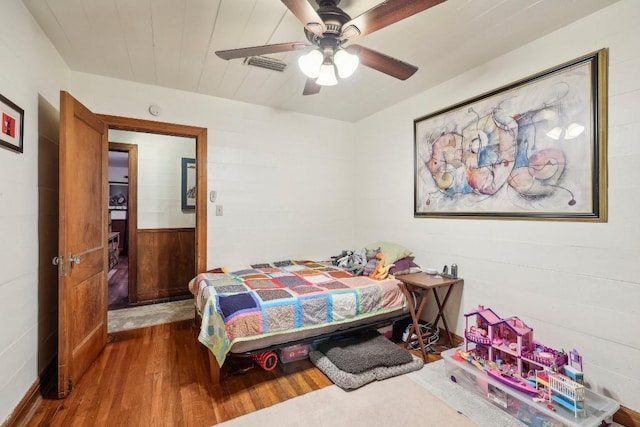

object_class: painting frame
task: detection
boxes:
[181,157,196,211]
[109,182,128,210]
[414,49,608,222]
[0,93,24,154]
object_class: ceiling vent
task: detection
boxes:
[244,56,287,72]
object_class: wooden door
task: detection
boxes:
[57,91,108,397]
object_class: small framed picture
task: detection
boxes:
[109,182,128,209]
[0,94,24,154]
[181,157,196,211]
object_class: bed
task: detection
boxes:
[188,259,408,383]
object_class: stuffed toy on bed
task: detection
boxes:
[335,250,366,276]
[370,253,394,280]
[362,247,381,276]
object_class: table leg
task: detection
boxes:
[399,284,429,362]
[431,284,455,347]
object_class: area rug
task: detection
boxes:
[215,373,478,427]
[107,299,194,333]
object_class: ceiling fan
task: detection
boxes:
[215,0,446,95]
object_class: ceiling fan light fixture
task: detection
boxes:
[298,49,323,78]
[316,63,338,86]
[334,48,359,78]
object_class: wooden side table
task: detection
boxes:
[396,273,463,362]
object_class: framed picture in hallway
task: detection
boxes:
[109,182,128,209]
[0,93,24,154]
[181,157,196,211]
[414,48,608,222]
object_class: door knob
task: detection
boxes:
[68,253,81,276]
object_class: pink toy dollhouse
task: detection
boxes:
[464,305,568,378]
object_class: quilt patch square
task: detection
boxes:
[244,279,280,289]
[303,274,333,284]
[215,284,247,294]
[210,277,242,287]
[264,305,296,332]
[267,270,296,278]
[319,281,349,290]
[331,291,358,321]
[290,285,323,295]
[282,264,306,272]
[255,288,293,302]
[225,311,263,338]
[260,267,281,274]
[274,276,308,287]
[231,269,262,277]
[217,293,259,320]
[300,262,325,269]
[358,285,382,312]
[250,263,272,269]
[327,270,353,279]
[300,296,328,326]
[295,269,322,277]
[273,260,294,267]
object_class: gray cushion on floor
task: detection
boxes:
[309,350,424,390]
[315,331,414,374]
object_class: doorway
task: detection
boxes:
[108,144,136,310]
[101,115,207,313]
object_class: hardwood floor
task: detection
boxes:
[20,320,343,427]
[108,255,129,310]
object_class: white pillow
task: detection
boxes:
[363,241,412,265]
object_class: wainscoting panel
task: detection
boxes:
[136,228,195,302]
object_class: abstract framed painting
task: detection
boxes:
[0,93,24,154]
[414,49,608,221]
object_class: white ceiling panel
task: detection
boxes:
[23,0,619,122]
[115,0,156,84]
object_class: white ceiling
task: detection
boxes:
[23,0,618,122]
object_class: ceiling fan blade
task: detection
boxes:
[281,0,326,36]
[347,45,418,80]
[303,78,322,96]
[216,42,312,60]
[341,0,446,41]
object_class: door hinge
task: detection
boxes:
[68,376,73,393]
[52,255,65,277]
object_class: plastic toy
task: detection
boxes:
[459,305,586,417]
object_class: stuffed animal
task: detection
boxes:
[362,247,381,276]
[370,253,395,280]
[336,250,366,276]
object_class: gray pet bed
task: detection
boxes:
[310,350,424,390]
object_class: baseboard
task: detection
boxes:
[1,357,56,427]
[615,405,640,427]
[450,333,638,427]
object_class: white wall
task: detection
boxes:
[70,72,356,271]
[0,0,69,423]
[108,130,196,229]
[354,0,639,411]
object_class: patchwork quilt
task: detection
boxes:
[188,260,406,366]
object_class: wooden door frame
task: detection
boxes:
[108,142,138,303]
[99,114,207,278]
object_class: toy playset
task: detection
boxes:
[443,305,619,427]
